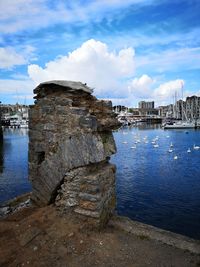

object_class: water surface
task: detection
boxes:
[111,124,200,239]
[1,126,200,240]
[0,128,31,203]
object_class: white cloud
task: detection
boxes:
[128,74,154,99]
[136,47,200,73]
[0,45,36,69]
[0,47,26,69]
[153,79,184,106]
[119,76,185,107]
[0,78,34,95]
[28,39,135,97]
[0,0,153,33]
[27,39,192,107]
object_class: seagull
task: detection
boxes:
[193,144,200,150]
[153,144,159,148]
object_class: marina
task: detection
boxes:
[0,125,200,239]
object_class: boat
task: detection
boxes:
[163,121,195,129]
[20,119,29,128]
[187,148,191,153]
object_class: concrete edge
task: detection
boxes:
[110,215,200,255]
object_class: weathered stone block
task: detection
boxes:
[79,115,97,131]
[29,80,119,227]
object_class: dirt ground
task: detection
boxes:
[0,205,200,267]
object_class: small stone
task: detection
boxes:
[80,240,84,244]
[33,246,38,251]
[68,232,74,238]
[0,206,10,216]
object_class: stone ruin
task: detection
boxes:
[29,81,120,227]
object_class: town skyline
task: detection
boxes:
[0,1,200,106]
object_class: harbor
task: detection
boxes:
[114,96,200,129]
[1,1,200,265]
[0,103,29,129]
[1,123,200,240]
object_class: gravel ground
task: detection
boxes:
[0,205,200,267]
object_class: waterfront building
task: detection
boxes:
[138,101,154,109]
[158,95,200,120]
[185,96,200,120]
[158,104,174,118]
[174,100,185,119]
[0,104,29,126]
[138,108,158,117]
[113,105,127,113]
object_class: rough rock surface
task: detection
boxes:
[29,80,120,227]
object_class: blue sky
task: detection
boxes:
[0,0,200,107]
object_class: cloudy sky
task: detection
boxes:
[0,0,200,107]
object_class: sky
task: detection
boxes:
[0,0,200,107]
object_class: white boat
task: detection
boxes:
[163,121,195,129]
[168,148,173,153]
[174,155,178,160]
[20,120,29,128]
[187,148,191,153]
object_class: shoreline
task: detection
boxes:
[1,192,199,255]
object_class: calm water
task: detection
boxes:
[0,128,31,203]
[111,124,200,240]
[0,126,200,240]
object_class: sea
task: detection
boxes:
[0,125,200,240]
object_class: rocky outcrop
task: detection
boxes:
[29,80,120,227]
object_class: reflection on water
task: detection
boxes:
[0,139,3,173]
[0,128,31,203]
[112,124,200,240]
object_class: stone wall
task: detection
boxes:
[29,80,120,227]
